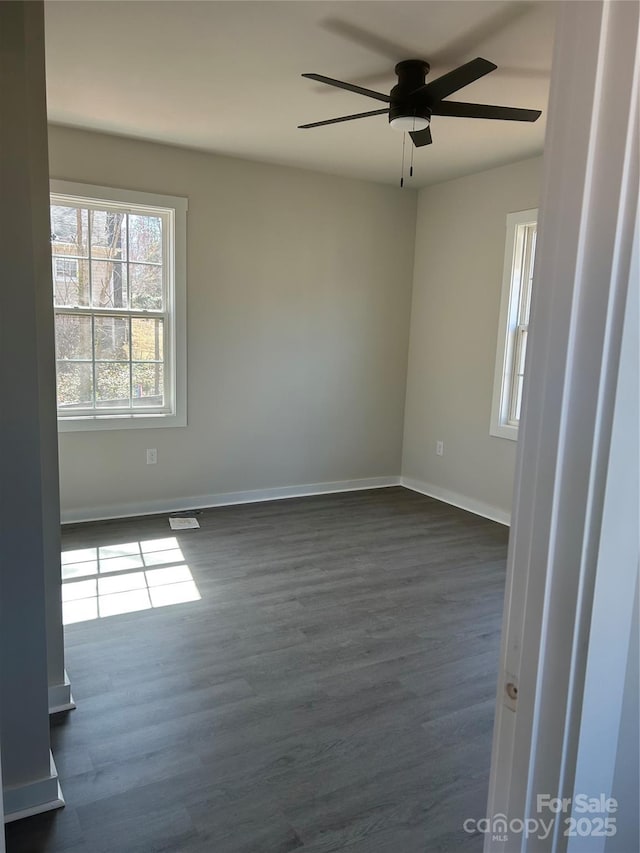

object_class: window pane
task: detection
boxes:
[128,214,162,263]
[55,315,92,360]
[90,210,127,261]
[516,328,528,376]
[55,257,78,279]
[53,258,90,307]
[131,317,163,361]
[91,260,128,308]
[94,316,130,361]
[513,376,524,421]
[133,363,164,407]
[96,363,130,408]
[57,362,93,408]
[129,263,163,310]
[51,206,88,257]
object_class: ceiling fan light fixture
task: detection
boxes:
[389,114,430,132]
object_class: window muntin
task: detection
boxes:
[490,209,537,440]
[51,181,186,429]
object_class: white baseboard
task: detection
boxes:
[60,474,510,527]
[61,476,401,524]
[3,753,65,823]
[48,670,76,714]
[401,476,511,526]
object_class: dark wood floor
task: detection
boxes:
[6,487,508,853]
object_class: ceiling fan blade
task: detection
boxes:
[302,73,391,103]
[321,18,409,61]
[432,101,541,121]
[429,3,535,67]
[317,7,551,92]
[298,109,389,129]
[410,127,433,147]
[413,57,497,102]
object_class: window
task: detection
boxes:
[490,208,537,440]
[50,181,187,431]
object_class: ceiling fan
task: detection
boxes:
[298,57,541,147]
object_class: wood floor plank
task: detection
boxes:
[5,487,507,853]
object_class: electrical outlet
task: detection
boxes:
[146,448,157,465]
[436,440,444,457]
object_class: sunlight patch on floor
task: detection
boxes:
[61,536,201,624]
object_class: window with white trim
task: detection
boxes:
[490,208,537,440]
[50,181,187,431]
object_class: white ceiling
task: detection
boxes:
[44,1,556,188]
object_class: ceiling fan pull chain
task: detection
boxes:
[409,119,415,178]
[400,132,406,188]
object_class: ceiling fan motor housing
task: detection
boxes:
[389,59,432,126]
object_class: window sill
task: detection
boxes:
[58,412,186,433]
[490,422,519,441]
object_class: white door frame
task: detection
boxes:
[485,2,639,851]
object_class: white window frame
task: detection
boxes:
[50,180,187,432]
[490,208,537,441]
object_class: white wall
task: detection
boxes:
[402,156,542,523]
[48,126,417,521]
